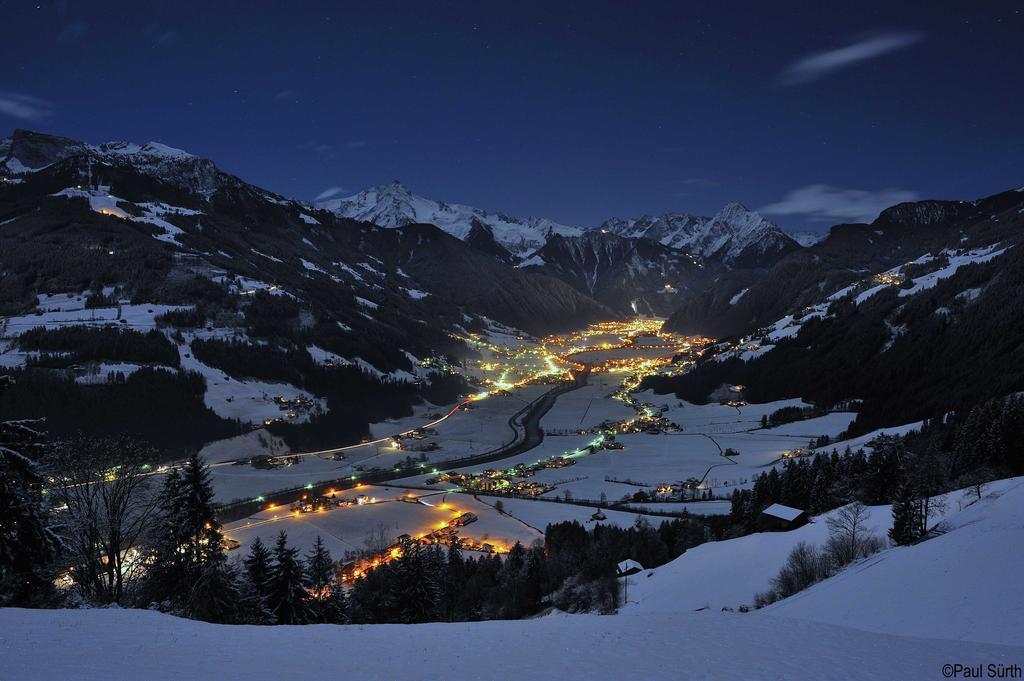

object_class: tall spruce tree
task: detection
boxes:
[0,381,58,606]
[388,537,441,623]
[243,536,273,600]
[145,454,235,621]
[269,531,309,624]
[305,536,345,623]
[889,482,920,546]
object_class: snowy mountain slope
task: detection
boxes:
[1,607,1019,681]
[789,230,827,247]
[1,128,246,198]
[766,478,1024,646]
[623,477,1024,646]
[520,230,711,315]
[318,181,583,257]
[596,203,801,268]
[664,187,1024,339]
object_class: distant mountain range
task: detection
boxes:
[318,180,804,269]
[317,181,582,259]
[597,204,801,268]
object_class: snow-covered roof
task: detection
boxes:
[762,503,806,522]
[617,558,644,574]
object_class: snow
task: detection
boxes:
[827,284,857,301]
[789,230,827,247]
[355,296,378,309]
[1,303,190,336]
[622,500,732,515]
[74,361,151,384]
[600,204,792,266]
[3,607,1018,681]
[622,477,1015,614]
[519,254,546,267]
[251,249,283,263]
[51,188,192,245]
[899,244,1009,297]
[300,258,325,274]
[299,212,320,224]
[178,341,320,425]
[767,478,1024,646]
[854,284,887,305]
[762,503,804,521]
[319,181,582,257]
[306,345,350,366]
[224,487,543,556]
[818,421,924,453]
[761,412,856,437]
[728,288,749,305]
[956,287,983,302]
[402,287,429,300]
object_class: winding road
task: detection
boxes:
[217,368,591,522]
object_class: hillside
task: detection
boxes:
[623,477,1024,646]
[520,230,714,315]
[646,197,1024,436]
[665,188,1024,338]
[1,606,1019,681]
[0,129,612,453]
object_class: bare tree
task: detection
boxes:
[825,501,876,567]
[47,435,159,603]
[363,522,391,557]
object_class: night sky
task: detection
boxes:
[2,1,1021,231]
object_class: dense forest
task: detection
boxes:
[0,368,243,456]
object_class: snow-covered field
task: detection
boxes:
[222,483,676,557]
[223,486,543,556]
[2,607,1019,681]
[540,376,636,430]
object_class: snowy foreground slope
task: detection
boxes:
[625,477,1024,646]
[1,607,1020,681]
[766,478,1024,645]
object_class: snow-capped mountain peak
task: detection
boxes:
[318,182,583,257]
[1,129,232,198]
[596,203,800,268]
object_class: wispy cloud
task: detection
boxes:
[760,184,919,224]
[273,89,294,101]
[314,186,349,201]
[677,178,718,189]
[299,139,368,161]
[0,91,56,121]
[779,31,924,85]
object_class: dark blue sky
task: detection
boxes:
[2,1,1021,230]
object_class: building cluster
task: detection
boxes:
[339,510,509,582]
[234,454,303,470]
[261,394,317,426]
[426,454,583,497]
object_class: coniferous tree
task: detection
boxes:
[889,483,920,546]
[305,536,345,623]
[269,531,310,624]
[441,540,465,622]
[0,385,58,606]
[144,453,234,621]
[243,536,273,601]
[388,538,442,623]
